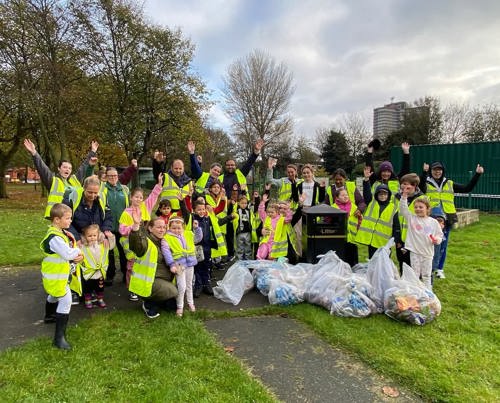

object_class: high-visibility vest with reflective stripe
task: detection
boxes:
[164,230,196,261]
[279,178,303,210]
[333,202,359,243]
[119,203,150,226]
[99,182,129,209]
[208,211,228,259]
[45,175,80,218]
[250,208,261,243]
[206,194,227,234]
[40,227,81,297]
[355,201,397,248]
[284,221,298,253]
[129,238,158,297]
[260,216,288,258]
[231,208,256,242]
[219,169,247,188]
[69,187,106,217]
[80,243,109,280]
[326,181,356,206]
[426,179,456,214]
[399,197,422,242]
[160,175,190,210]
[371,180,399,200]
[195,172,211,193]
[119,236,135,260]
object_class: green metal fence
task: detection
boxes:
[391,141,500,212]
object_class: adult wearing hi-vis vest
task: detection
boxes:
[364,142,411,196]
[128,209,178,319]
[220,138,264,260]
[24,138,99,218]
[152,152,192,211]
[419,161,484,279]
[188,140,223,193]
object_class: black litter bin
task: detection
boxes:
[302,204,347,263]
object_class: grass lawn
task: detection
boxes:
[0,184,498,402]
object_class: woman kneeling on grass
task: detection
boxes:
[128,210,178,319]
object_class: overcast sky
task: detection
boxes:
[143,0,500,139]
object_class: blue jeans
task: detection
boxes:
[434,226,450,271]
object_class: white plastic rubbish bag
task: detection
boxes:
[330,274,378,318]
[366,238,400,313]
[267,279,304,306]
[213,262,254,305]
[384,263,442,325]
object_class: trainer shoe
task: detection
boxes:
[142,302,160,319]
[435,270,446,279]
[71,292,80,305]
[203,284,214,296]
[129,292,139,301]
[193,286,202,298]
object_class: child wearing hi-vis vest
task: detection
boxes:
[257,193,292,260]
[163,217,203,317]
[79,224,116,309]
[119,173,163,301]
[40,203,83,350]
[333,188,361,267]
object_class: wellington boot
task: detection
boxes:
[53,313,71,350]
[44,301,57,324]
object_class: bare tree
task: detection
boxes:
[336,112,371,164]
[222,49,295,159]
[440,102,470,143]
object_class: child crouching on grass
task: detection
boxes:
[40,203,83,350]
[80,224,115,309]
[163,217,203,317]
[399,188,443,289]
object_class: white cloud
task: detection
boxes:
[143,0,500,138]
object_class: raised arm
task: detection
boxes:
[119,159,138,185]
[188,141,203,180]
[452,164,484,193]
[24,138,54,190]
[75,141,99,182]
[397,142,411,178]
[240,138,264,176]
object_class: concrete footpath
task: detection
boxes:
[0,265,422,402]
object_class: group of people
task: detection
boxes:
[25,137,484,350]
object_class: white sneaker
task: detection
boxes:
[435,271,446,279]
[71,292,80,305]
[129,292,139,301]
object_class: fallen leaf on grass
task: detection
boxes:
[382,386,400,398]
[224,346,235,353]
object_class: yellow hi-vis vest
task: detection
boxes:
[231,207,256,242]
[119,236,135,260]
[195,172,211,193]
[260,216,288,258]
[206,194,227,234]
[209,211,228,259]
[80,243,109,280]
[218,169,247,188]
[118,204,149,261]
[129,238,158,297]
[164,230,196,261]
[333,202,359,243]
[284,221,299,253]
[355,201,397,248]
[69,187,106,216]
[371,180,399,200]
[426,179,456,214]
[326,181,356,206]
[45,175,80,218]
[278,178,303,210]
[160,175,190,210]
[99,182,130,209]
[40,227,82,297]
